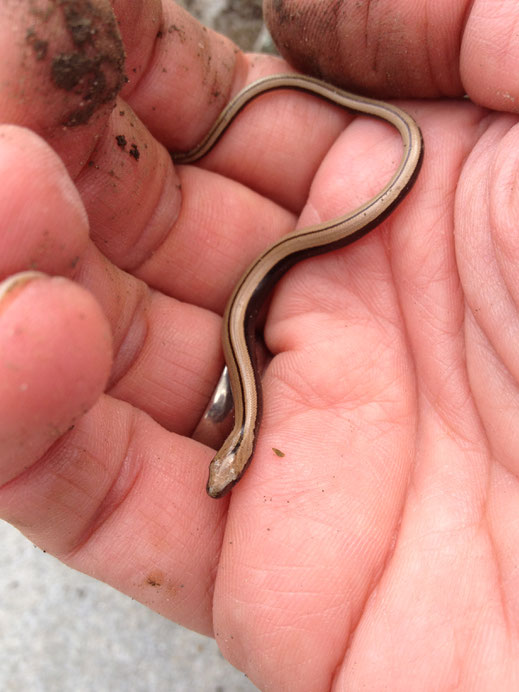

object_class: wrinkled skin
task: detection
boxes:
[2,0,519,689]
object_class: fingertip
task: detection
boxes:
[0,272,112,483]
[0,125,88,277]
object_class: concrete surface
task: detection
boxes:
[176,0,269,52]
[1,2,269,690]
[1,522,257,692]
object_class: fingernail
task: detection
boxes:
[0,271,47,312]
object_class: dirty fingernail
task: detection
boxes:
[0,271,47,311]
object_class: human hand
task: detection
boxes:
[1,1,517,690]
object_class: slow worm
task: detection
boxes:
[173,73,423,498]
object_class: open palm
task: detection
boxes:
[1,1,518,690]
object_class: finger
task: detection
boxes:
[118,0,243,150]
[264,0,465,98]
[461,0,519,112]
[78,244,225,434]
[0,125,88,278]
[0,272,112,482]
[264,0,519,112]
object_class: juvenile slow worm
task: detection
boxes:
[173,73,423,498]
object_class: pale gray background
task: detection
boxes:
[2,2,270,690]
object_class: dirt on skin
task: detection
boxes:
[25,0,126,126]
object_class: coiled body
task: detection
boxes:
[173,74,423,498]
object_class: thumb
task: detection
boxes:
[0,272,112,484]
